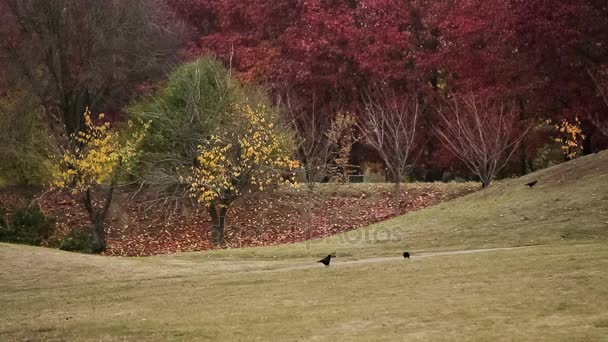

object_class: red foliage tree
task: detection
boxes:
[169,0,608,175]
[169,0,436,108]
[426,0,608,161]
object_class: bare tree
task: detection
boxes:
[281,93,333,190]
[0,0,184,139]
[358,90,420,189]
[588,68,608,137]
[434,93,531,188]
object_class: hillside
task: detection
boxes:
[1,152,608,341]
[0,182,477,256]
[204,149,608,260]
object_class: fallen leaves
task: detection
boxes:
[0,184,477,256]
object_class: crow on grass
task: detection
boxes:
[403,252,410,259]
[525,180,538,188]
[318,254,334,267]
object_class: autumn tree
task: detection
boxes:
[326,112,359,183]
[129,58,237,205]
[434,94,531,188]
[0,0,183,139]
[52,110,147,253]
[281,94,332,189]
[359,90,420,189]
[185,104,298,246]
[170,0,435,119]
[427,0,608,155]
[169,0,608,175]
[554,118,586,160]
[131,57,298,246]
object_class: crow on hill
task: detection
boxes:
[403,252,410,259]
[318,254,333,267]
[525,180,538,188]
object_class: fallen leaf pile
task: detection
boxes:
[0,184,477,256]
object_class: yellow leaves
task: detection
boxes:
[52,108,148,193]
[246,147,255,158]
[555,116,586,159]
[185,103,299,206]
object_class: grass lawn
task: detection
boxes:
[1,242,607,341]
[1,150,607,341]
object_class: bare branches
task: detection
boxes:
[434,93,531,187]
[588,68,608,137]
[0,0,185,136]
[359,89,420,188]
[281,93,333,189]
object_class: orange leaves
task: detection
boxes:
[554,117,586,159]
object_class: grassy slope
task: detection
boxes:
[1,151,608,341]
[202,149,608,260]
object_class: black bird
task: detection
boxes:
[403,252,410,259]
[318,254,333,267]
[525,180,538,188]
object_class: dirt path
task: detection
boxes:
[255,246,538,273]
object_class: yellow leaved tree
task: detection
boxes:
[184,104,298,246]
[326,111,359,183]
[554,117,586,160]
[52,109,147,253]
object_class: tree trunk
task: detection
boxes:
[582,132,593,155]
[518,102,528,175]
[209,205,227,246]
[392,168,401,193]
[63,89,91,136]
[83,185,114,254]
[527,158,535,173]
[91,215,106,254]
[479,170,492,188]
[519,142,528,175]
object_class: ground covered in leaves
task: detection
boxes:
[0,183,477,256]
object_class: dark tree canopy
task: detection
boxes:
[0,0,185,137]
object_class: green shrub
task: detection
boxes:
[129,57,276,191]
[0,89,53,186]
[0,206,55,245]
[0,207,9,238]
[59,228,94,254]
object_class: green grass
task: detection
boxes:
[1,151,608,341]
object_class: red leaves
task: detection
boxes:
[170,0,608,118]
[0,186,474,256]
[171,0,432,107]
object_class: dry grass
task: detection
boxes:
[1,151,608,341]
[201,150,608,260]
[1,243,607,341]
